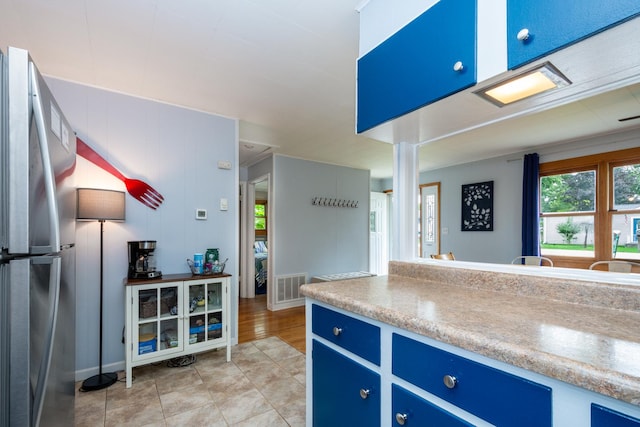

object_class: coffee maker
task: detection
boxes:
[128,240,162,279]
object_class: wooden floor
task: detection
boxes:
[238,295,306,353]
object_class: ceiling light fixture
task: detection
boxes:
[475,62,571,107]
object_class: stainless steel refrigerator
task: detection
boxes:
[0,47,76,427]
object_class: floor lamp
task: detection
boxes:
[77,188,126,391]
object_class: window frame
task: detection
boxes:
[254,199,267,236]
[539,147,640,264]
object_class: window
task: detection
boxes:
[539,148,640,261]
[540,170,596,257]
[611,163,640,256]
[255,200,267,236]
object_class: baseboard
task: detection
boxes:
[75,360,126,383]
[271,298,305,311]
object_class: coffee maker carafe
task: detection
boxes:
[128,240,162,279]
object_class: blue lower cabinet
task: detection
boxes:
[392,333,552,427]
[592,404,640,427]
[312,340,380,426]
[392,384,473,426]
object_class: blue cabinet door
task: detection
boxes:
[592,404,640,427]
[357,0,477,133]
[392,384,474,426]
[312,340,380,426]
[507,0,640,69]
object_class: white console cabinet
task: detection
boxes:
[124,273,231,388]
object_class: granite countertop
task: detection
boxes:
[300,260,640,406]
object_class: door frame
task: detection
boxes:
[240,174,271,302]
[420,182,441,257]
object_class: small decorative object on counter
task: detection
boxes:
[193,253,204,274]
[204,248,219,273]
[212,258,228,274]
[188,255,227,275]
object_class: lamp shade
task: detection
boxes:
[77,188,126,221]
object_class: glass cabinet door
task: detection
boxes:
[133,283,182,359]
[186,280,224,347]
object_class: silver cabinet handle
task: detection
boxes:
[395,413,408,425]
[517,28,530,41]
[453,61,464,72]
[332,326,342,336]
[359,388,370,399]
[443,374,458,389]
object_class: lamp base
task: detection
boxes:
[80,372,118,391]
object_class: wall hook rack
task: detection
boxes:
[312,197,358,208]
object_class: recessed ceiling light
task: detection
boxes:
[475,62,571,107]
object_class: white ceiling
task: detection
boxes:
[1,1,639,179]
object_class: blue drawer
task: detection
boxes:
[392,384,473,426]
[312,304,380,365]
[592,404,640,427]
[313,340,380,426]
[392,333,551,427]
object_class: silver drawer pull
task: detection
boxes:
[332,326,342,336]
[395,413,408,425]
[359,388,370,399]
[443,374,458,389]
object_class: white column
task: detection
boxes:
[391,141,418,261]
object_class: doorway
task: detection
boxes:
[420,182,440,257]
[369,192,389,275]
[240,174,271,308]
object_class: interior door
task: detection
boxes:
[369,192,388,275]
[421,183,440,258]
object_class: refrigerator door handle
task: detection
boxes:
[31,257,61,427]
[29,61,61,254]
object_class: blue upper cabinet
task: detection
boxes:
[356,0,477,134]
[507,0,640,70]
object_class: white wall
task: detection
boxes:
[272,155,370,279]
[46,77,238,378]
[419,155,523,263]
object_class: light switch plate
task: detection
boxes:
[218,160,232,170]
[196,209,207,220]
[220,198,228,211]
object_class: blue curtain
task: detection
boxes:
[521,153,540,256]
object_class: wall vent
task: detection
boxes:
[275,273,307,304]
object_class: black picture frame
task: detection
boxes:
[461,181,493,231]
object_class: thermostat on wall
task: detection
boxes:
[195,209,207,220]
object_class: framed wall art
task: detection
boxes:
[461,180,493,231]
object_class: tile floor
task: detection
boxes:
[74,337,306,426]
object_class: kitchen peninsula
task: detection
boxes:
[302,260,640,426]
